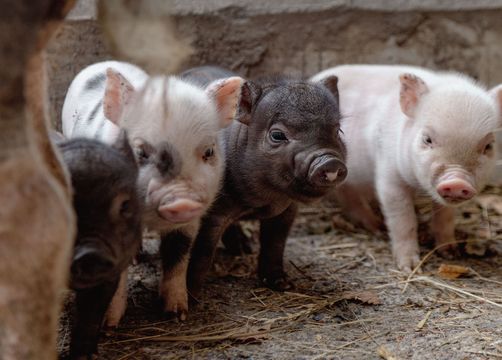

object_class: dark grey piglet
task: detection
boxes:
[181,66,347,296]
[55,132,142,360]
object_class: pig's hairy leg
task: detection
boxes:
[335,185,384,233]
[430,204,460,259]
[258,204,297,291]
[221,222,253,255]
[70,279,119,360]
[104,269,128,328]
[159,223,199,320]
[376,174,420,272]
[187,217,231,299]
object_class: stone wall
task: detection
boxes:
[46,0,502,179]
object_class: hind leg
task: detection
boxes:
[221,222,254,255]
[335,184,384,233]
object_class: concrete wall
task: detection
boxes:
[46,0,502,179]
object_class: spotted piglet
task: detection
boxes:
[62,61,244,321]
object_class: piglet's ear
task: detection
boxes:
[236,80,262,126]
[112,129,137,168]
[206,76,244,129]
[320,75,339,107]
[104,68,135,125]
[399,73,428,118]
[489,84,502,125]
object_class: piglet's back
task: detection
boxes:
[62,61,148,143]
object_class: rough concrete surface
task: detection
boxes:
[48,0,502,123]
[46,0,502,180]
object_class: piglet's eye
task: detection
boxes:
[423,135,433,147]
[203,147,215,162]
[135,146,150,164]
[269,130,288,143]
[484,142,494,155]
[111,194,133,221]
[120,199,132,218]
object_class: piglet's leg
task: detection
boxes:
[335,184,384,233]
[430,204,459,259]
[376,176,420,272]
[258,204,297,291]
[103,269,128,328]
[187,217,229,299]
[70,280,119,360]
[159,223,199,321]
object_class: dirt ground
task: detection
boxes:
[59,187,502,360]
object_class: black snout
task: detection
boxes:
[71,246,116,284]
[308,155,347,187]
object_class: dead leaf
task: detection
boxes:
[377,345,399,360]
[340,290,382,305]
[437,264,470,279]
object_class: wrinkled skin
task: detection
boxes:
[312,65,502,272]
[62,62,244,321]
[181,66,347,298]
[56,132,142,359]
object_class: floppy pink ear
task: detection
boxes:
[399,73,428,118]
[103,68,135,124]
[489,84,502,125]
[206,76,244,129]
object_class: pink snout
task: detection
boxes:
[157,199,204,224]
[436,179,476,202]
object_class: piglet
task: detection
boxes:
[180,66,347,296]
[62,61,243,321]
[312,65,502,271]
[55,131,142,360]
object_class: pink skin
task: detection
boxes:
[158,199,203,223]
[435,171,477,202]
[312,65,502,272]
[147,178,204,224]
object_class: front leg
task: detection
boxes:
[103,269,128,328]
[159,222,199,320]
[430,204,459,258]
[70,279,119,360]
[258,204,298,291]
[376,174,420,272]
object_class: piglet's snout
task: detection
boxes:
[158,199,203,224]
[436,171,477,202]
[71,245,116,285]
[308,154,347,187]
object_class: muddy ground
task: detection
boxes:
[59,187,502,360]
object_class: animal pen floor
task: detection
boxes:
[59,187,502,360]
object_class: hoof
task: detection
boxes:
[261,274,294,291]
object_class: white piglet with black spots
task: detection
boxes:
[312,65,502,272]
[62,61,243,322]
